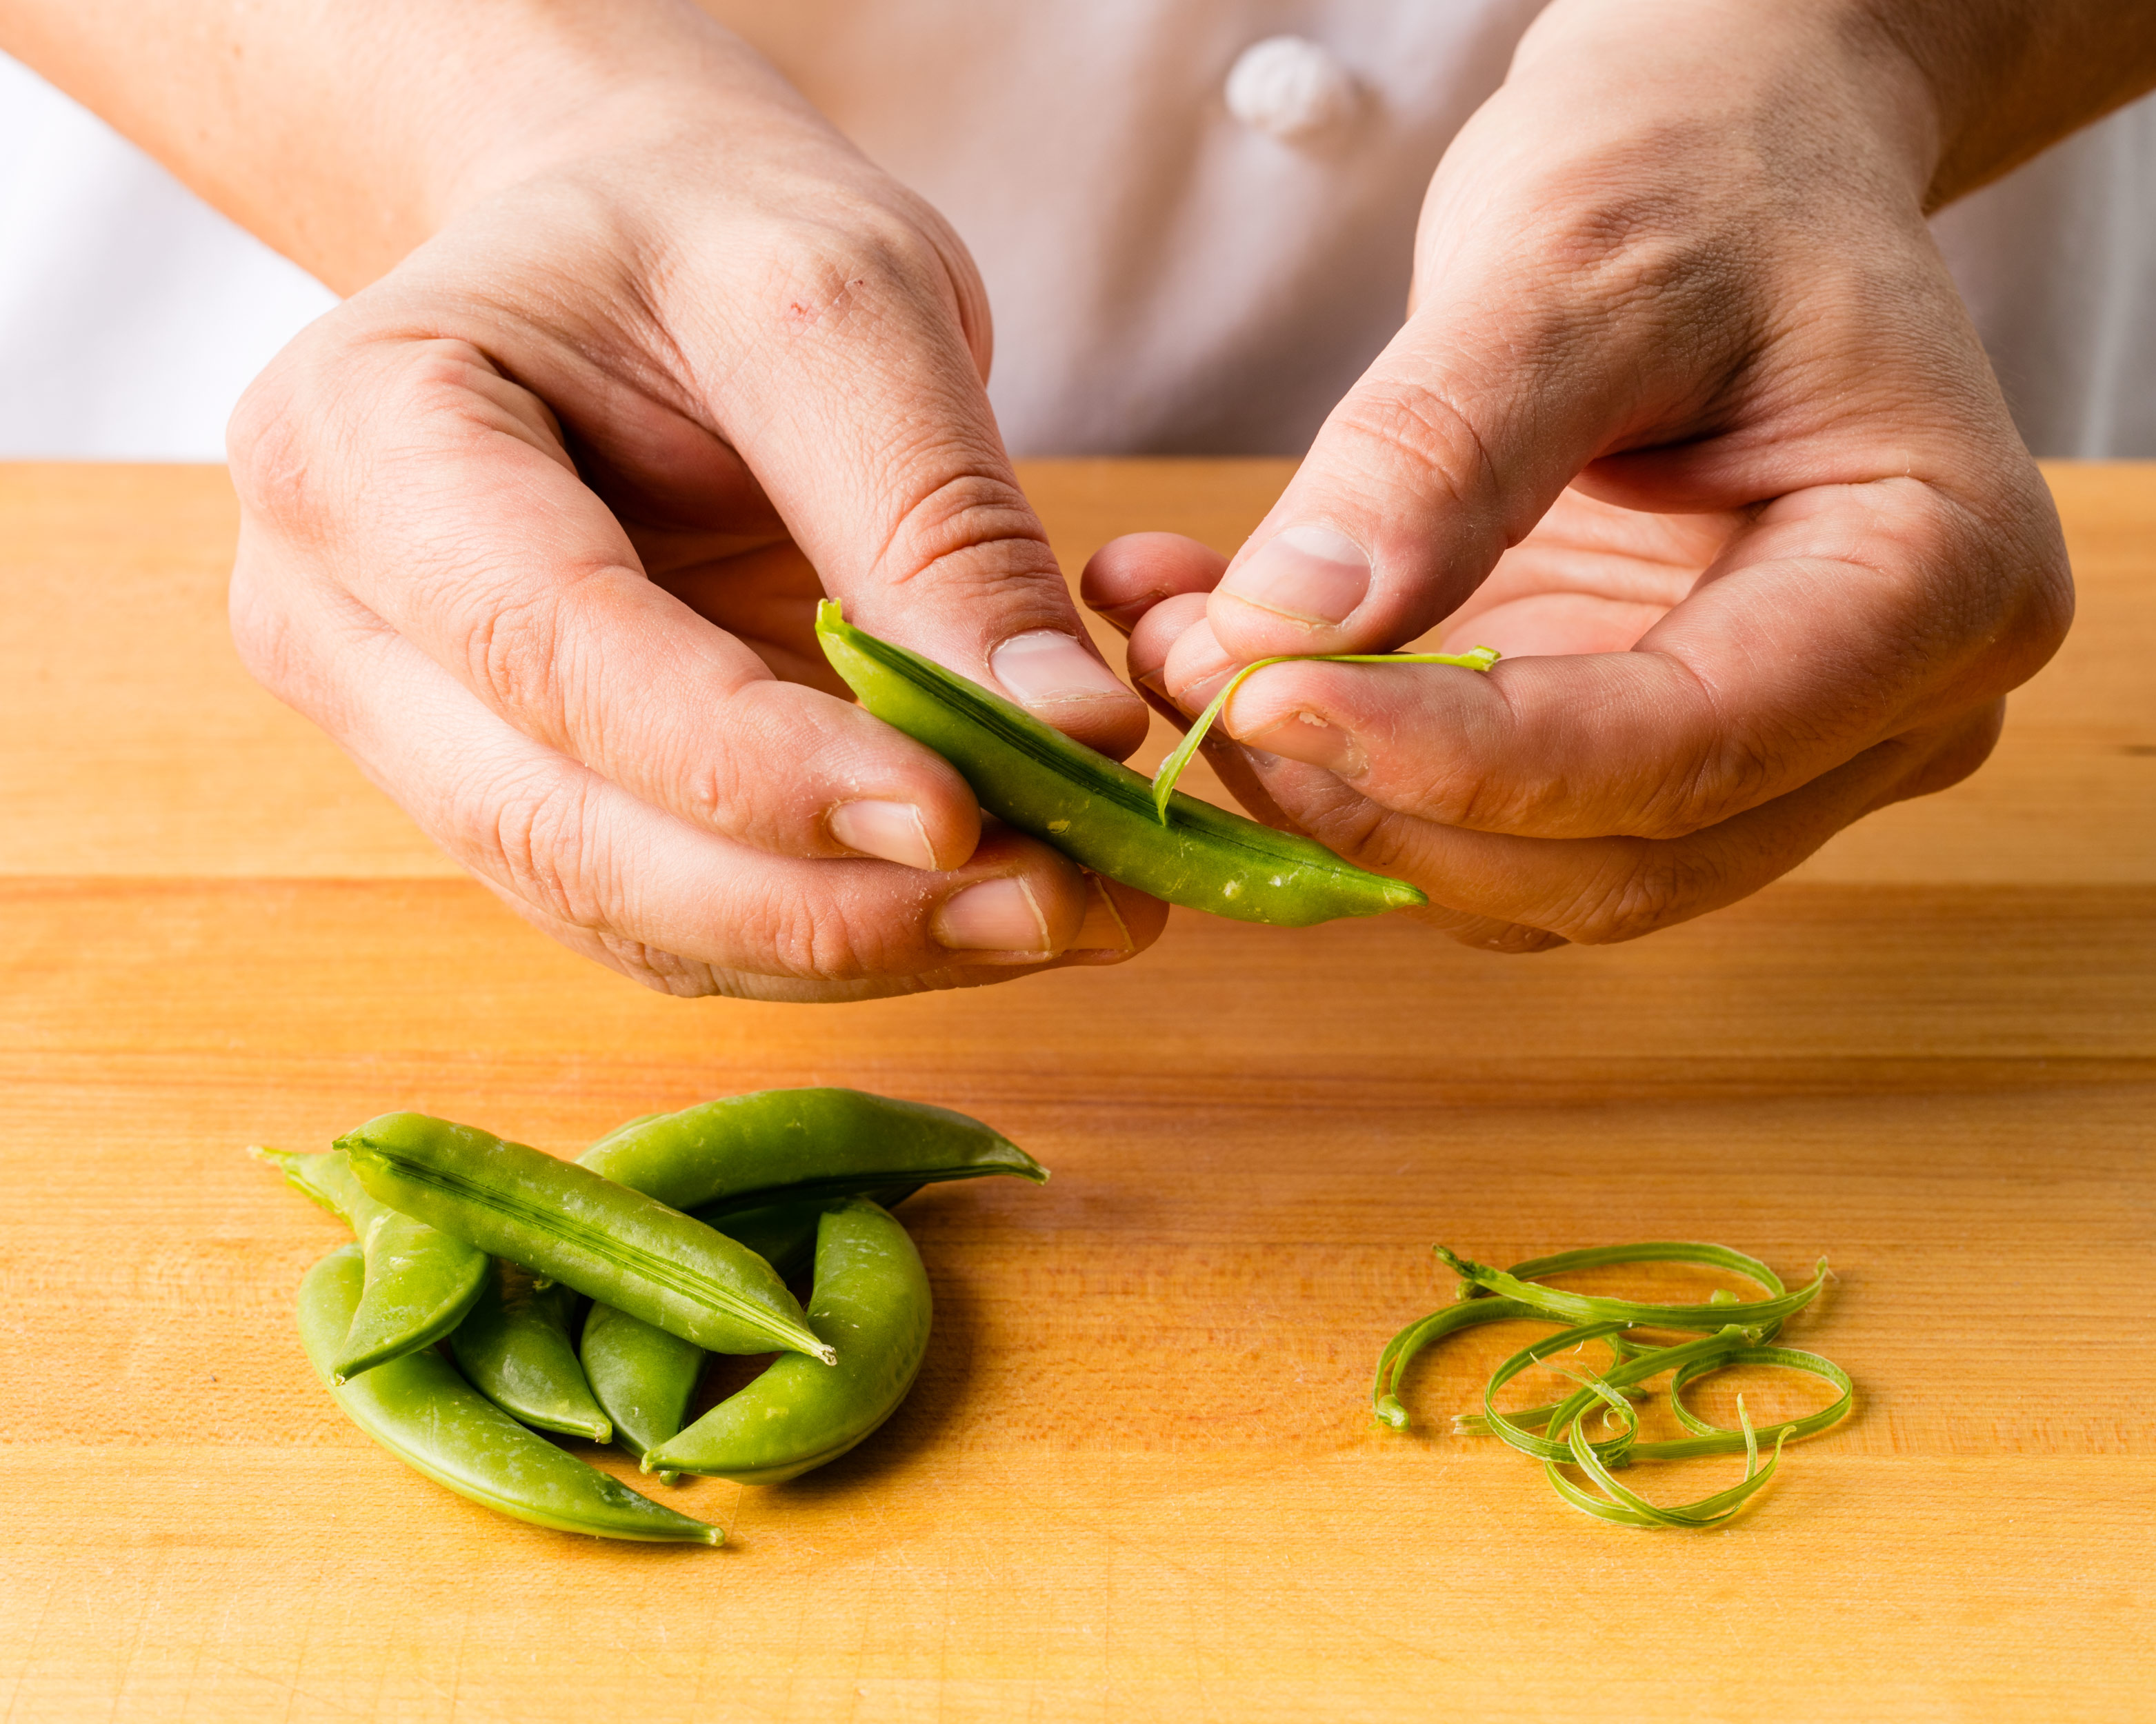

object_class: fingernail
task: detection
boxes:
[828,800,939,870]
[933,876,1052,953]
[1235,709,1365,776]
[1070,874,1134,953]
[990,632,1132,710]
[1219,524,1370,627]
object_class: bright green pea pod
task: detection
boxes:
[579,1301,703,1484]
[250,1145,488,1384]
[450,1263,610,1442]
[645,1199,931,1485]
[581,1087,1036,1220]
[338,1112,834,1364]
[815,600,1425,926]
[296,1245,719,1545]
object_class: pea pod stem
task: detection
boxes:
[1149,645,1499,821]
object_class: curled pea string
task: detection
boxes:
[1370,1240,1855,1527]
[1148,646,1500,823]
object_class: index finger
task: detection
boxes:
[708,217,1151,761]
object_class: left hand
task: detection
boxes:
[1082,0,2075,952]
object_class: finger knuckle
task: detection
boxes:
[757,206,951,332]
[226,554,304,698]
[1646,728,1783,839]
[1326,380,1497,522]
[742,876,898,983]
[228,347,339,537]
[481,772,614,931]
[590,933,723,999]
[877,468,1058,601]
[1893,704,2006,803]
[1556,845,1721,946]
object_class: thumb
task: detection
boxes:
[1204,303,1646,663]
[728,234,1148,759]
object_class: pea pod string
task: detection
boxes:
[1370,1239,1855,1528]
[1148,645,1499,821]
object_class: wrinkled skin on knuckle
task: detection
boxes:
[1639,714,1784,841]
[1324,379,1501,537]
[1553,843,1728,946]
[469,768,616,932]
[867,468,1069,648]
[672,680,840,843]
[1272,777,1427,884]
[455,569,618,743]
[735,871,923,984]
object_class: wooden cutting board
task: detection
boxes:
[1,461,2150,1723]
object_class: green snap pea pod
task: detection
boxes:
[449,1262,610,1442]
[575,1184,922,1479]
[580,1087,1041,1220]
[296,1244,719,1545]
[249,1145,488,1383]
[337,1112,834,1363]
[815,599,1424,927]
[644,1198,931,1484]
[579,1301,704,1485]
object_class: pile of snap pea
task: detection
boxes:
[1371,1241,1855,1528]
[254,1087,1045,1545]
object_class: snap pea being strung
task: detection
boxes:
[297,1244,719,1545]
[815,600,1470,927]
[644,1198,932,1484]
[337,1112,833,1363]
[248,1145,487,1383]
[449,1263,611,1443]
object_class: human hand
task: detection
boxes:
[1085,0,2075,952]
[226,23,1159,1001]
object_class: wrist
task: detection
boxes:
[380,8,810,275]
[1511,0,1943,210]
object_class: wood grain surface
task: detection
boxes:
[1,461,2150,1723]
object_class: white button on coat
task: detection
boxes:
[1224,35,1361,143]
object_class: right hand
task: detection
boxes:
[226,34,1161,1001]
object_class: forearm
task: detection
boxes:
[1521,0,2156,217]
[0,0,788,291]
[1850,1,2156,204]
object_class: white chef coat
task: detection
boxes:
[1,8,2150,461]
